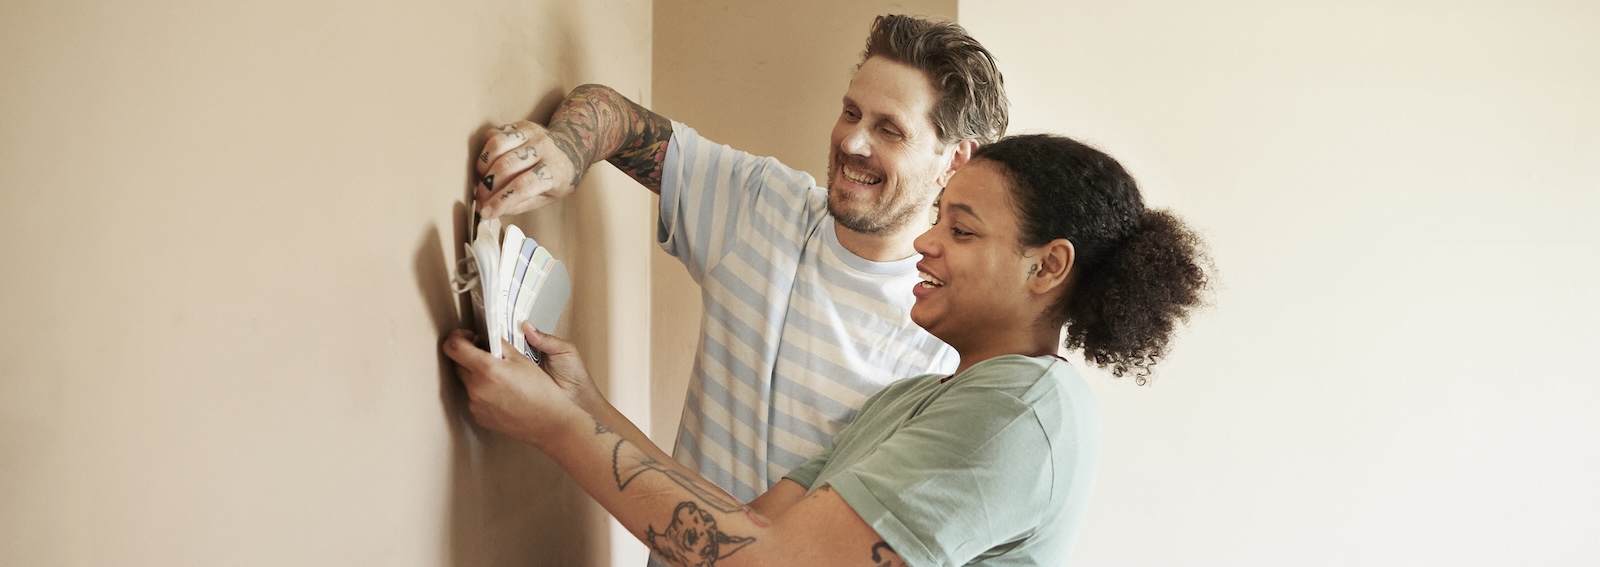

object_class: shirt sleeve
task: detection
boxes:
[655,122,826,284]
[822,365,1059,567]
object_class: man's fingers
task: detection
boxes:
[477,121,533,175]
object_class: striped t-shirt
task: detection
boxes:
[658,123,958,502]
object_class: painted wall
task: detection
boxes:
[961,1,1600,565]
[0,0,653,565]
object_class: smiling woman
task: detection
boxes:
[445,132,1213,566]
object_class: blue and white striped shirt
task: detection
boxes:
[658,123,958,502]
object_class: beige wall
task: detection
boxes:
[0,0,653,565]
[649,0,958,446]
[962,1,1600,565]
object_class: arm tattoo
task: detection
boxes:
[870,541,907,567]
[550,84,672,192]
[597,421,758,565]
[611,439,743,514]
[647,502,755,567]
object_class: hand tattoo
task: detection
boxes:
[497,124,526,140]
[513,146,537,161]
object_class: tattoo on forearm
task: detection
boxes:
[647,501,755,567]
[552,84,672,192]
[870,541,907,567]
[596,423,759,566]
[611,439,742,514]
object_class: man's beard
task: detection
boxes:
[826,156,933,235]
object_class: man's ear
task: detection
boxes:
[936,138,980,186]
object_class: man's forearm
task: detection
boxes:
[548,84,673,193]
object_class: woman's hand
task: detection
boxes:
[442,327,591,447]
[520,322,607,415]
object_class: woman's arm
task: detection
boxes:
[443,329,908,567]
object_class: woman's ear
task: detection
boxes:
[936,138,979,187]
[1030,238,1075,295]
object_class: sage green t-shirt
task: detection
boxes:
[783,355,1101,567]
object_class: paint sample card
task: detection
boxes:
[458,211,570,362]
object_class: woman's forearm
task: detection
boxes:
[540,413,775,566]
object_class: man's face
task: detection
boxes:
[827,56,957,235]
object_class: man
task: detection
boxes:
[473,14,1007,504]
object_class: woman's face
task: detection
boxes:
[911,160,1042,349]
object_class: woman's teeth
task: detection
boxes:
[918,271,945,288]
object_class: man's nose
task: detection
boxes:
[841,126,871,156]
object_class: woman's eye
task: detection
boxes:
[951,227,972,237]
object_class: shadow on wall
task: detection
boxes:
[412,1,630,562]
[414,49,613,567]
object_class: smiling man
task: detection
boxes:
[473,14,1007,513]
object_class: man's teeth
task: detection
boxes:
[843,166,882,185]
[918,271,945,287]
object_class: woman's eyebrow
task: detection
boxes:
[948,202,982,223]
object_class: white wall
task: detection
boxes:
[962,1,1600,565]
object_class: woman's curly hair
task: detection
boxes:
[973,134,1212,383]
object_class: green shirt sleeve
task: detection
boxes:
[820,357,1064,567]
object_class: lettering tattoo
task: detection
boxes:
[647,501,754,567]
[870,541,908,567]
[551,84,672,192]
[513,146,537,161]
[533,162,554,182]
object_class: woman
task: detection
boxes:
[444,134,1210,566]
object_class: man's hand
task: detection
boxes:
[476,120,583,218]
[474,84,675,218]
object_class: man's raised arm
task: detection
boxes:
[476,84,674,218]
